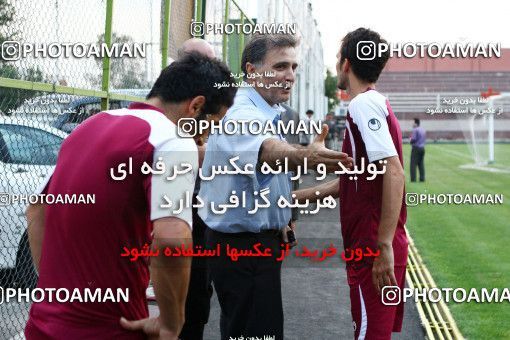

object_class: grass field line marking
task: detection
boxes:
[407,272,436,339]
[406,227,465,340]
[437,146,510,173]
[436,147,472,161]
[459,163,510,174]
[408,249,448,340]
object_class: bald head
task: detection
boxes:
[178,38,216,59]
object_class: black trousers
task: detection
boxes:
[205,227,284,340]
[179,211,213,340]
[410,146,425,182]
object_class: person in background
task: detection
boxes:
[324,112,336,150]
[176,38,218,340]
[280,103,301,232]
[410,118,426,182]
[177,38,216,60]
[299,109,314,146]
[280,104,300,145]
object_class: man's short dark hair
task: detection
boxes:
[414,118,420,126]
[340,28,389,83]
[306,109,314,115]
[241,34,298,77]
[147,52,236,116]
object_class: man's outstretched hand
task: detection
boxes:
[307,124,353,172]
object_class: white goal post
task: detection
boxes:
[487,92,510,163]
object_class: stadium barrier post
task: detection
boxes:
[100,0,114,111]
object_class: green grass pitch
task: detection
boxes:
[403,143,510,340]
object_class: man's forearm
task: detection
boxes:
[259,138,306,171]
[410,131,416,144]
[26,203,46,272]
[290,143,307,150]
[293,178,339,201]
[151,219,192,335]
[259,138,350,173]
[377,157,405,246]
[151,251,191,335]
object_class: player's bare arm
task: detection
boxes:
[121,217,192,339]
[372,155,405,293]
[293,178,340,202]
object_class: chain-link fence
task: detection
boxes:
[0,0,195,337]
[0,0,325,337]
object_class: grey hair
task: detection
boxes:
[177,47,186,60]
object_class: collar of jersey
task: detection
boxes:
[128,102,165,114]
[238,83,285,121]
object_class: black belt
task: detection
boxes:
[208,228,281,237]
[259,229,282,236]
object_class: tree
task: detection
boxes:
[86,32,150,89]
[0,0,15,47]
[0,0,47,113]
[0,64,48,113]
[324,69,339,112]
